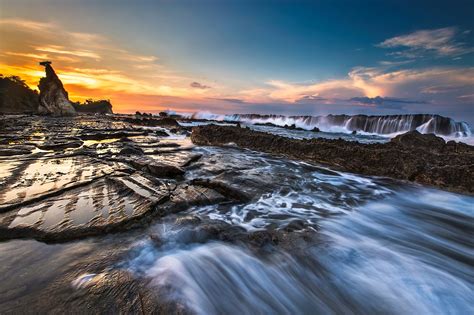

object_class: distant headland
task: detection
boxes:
[0,61,113,115]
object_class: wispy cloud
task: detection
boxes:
[0,18,220,106]
[349,96,427,110]
[377,27,473,58]
[190,81,211,89]
[234,66,474,110]
[35,45,102,60]
[0,18,53,31]
[1,18,473,120]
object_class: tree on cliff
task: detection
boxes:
[0,75,39,114]
[73,99,113,114]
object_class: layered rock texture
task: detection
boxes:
[192,125,474,194]
[38,61,76,116]
[0,115,234,242]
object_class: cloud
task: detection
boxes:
[0,18,53,31]
[1,18,473,124]
[0,18,217,102]
[209,97,246,104]
[378,60,414,66]
[35,45,101,60]
[377,27,473,58]
[349,96,427,109]
[457,94,474,101]
[349,96,426,105]
[190,81,211,89]
[420,85,465,94]
[232,65,474,114]
[297,95,327,102]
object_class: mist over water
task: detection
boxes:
[124,147,474,314]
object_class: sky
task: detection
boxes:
[0,0,473,123]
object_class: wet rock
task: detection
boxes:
[0,147,32,156]
[177,217,316,251]
[154,130,169,137]
[67,269,187,314]
[38,62,76,116]
[147,162,185,177]
[283,219,307,232]
[149,233,164,246]
[162,184,226,213]
[152,143,181,148]
[191,178,252,202]
[174,214,202,225]
[0,156,119,213]
[156,117,179,128]
[79,130,147,141]
[37,139,83,151]
[119,145,144,155]
[122,116,180,128]
[311,127,321,132]
[0,173,171,241]
[127,157,185,178]
[191,125,474,194]
[181,153,203,167]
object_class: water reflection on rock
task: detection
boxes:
[0,115,472,314]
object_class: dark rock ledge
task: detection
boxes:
[191,125,474,194]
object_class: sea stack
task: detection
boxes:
[38,61,76,116]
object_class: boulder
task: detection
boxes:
[391,130,445,150]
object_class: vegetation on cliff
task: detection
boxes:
[0,73,113,115]
[0,75,39,114]
[73,99,113,114]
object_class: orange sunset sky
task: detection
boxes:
[1,0,473,122]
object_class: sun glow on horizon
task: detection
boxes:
[0,15,472,120]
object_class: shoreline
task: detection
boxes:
[191,124,474,194]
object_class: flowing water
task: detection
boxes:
[0,116,473,314]
[122,145,474,315]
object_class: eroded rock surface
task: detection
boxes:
[2,114,472,314]
[192,125,474,193]
[0,115,235,242]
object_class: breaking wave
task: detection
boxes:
[189,112,472,138]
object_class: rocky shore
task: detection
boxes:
[0,114,318,313]
[191,125,474,194]
[0,113,473,313]
[1,59,473,314]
